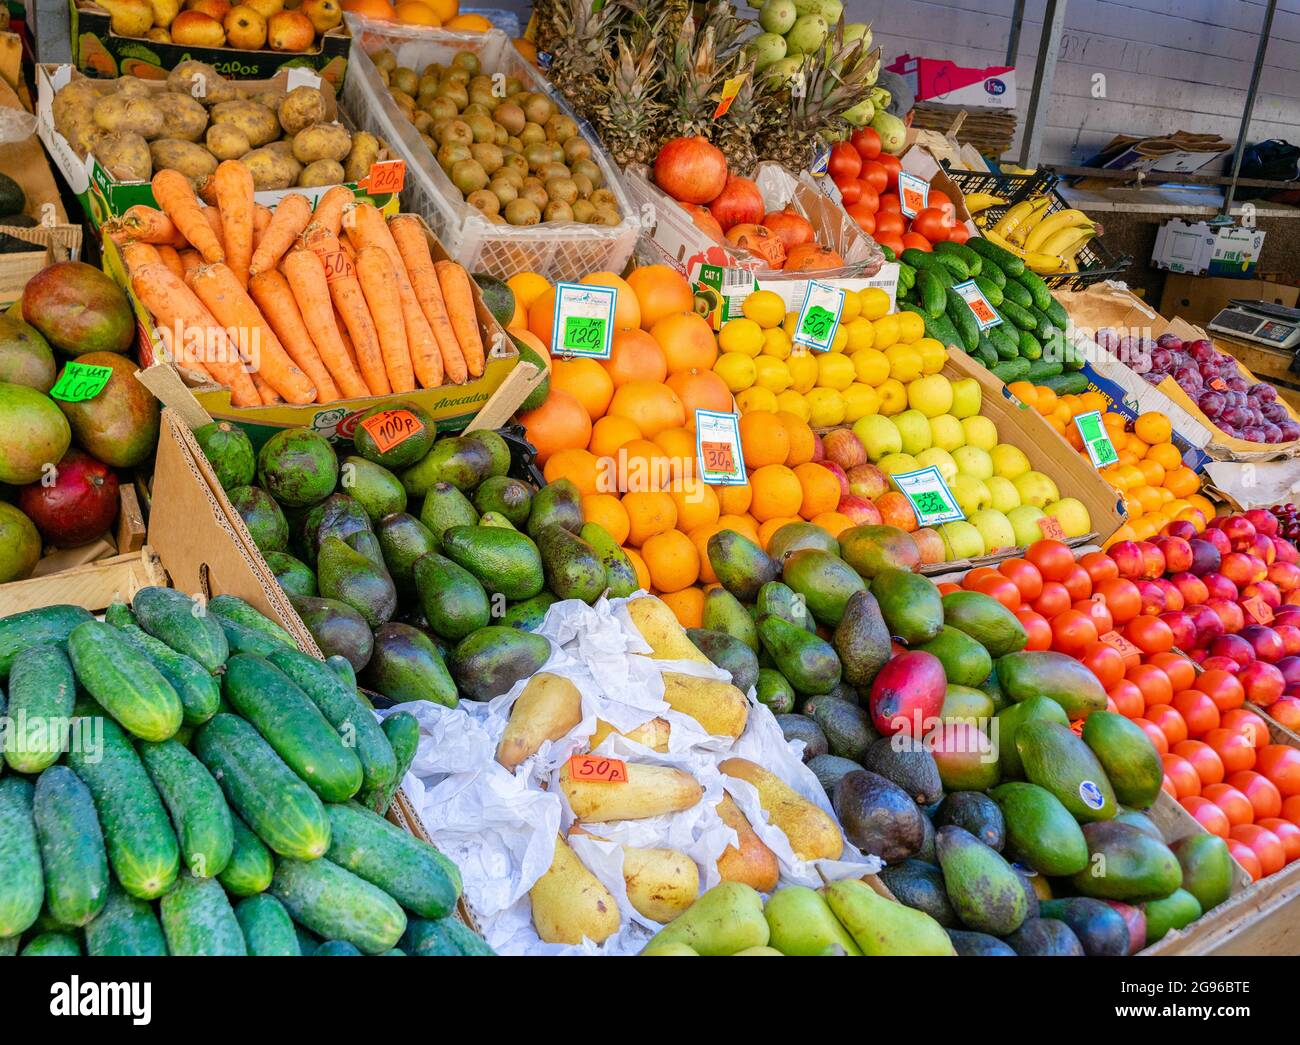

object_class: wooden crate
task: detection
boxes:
[0,546,165,616]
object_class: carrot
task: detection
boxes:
[252,204,273,249]
[249,269,341,403]
[156,245,185,281]
[299,227,389,396]
[312,185,354,237]
[334,307,361,371]
[188,262,317,405]
[389,215,461,384]
[249,193,311,277]
[107,205,183,246]
[130,263,259,407]
[200,205,225,261]
[339,238,356,262]
[156,324,212,380]
[281,249,369,399]
[253,373,283,405]
[354,246,414,393]
[121,241,163,273]
[179,250,201,278]
[212,161,255,288]
[152,169,224,263]
[434,260,485,378]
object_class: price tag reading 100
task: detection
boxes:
[891,465,965,526]
[551,282,617,359]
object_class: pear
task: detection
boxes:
[823,878,955,956]
[764,886,863,955]
[642,882,769,956]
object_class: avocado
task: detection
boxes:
[860,736,943,806]
[934,792,1005,851]
[340,456,407,522]
[1082,711,1163,808]
[299,493,371,566]
[479,510,516,529]
[265,551,316,598]
[344,529,389,573]
[755,669,796,714]
[1114,808,1164,839]
[757,615,841,696]
[1013,866,1041,919]
[473,475,533,527]
[1038,897,1130,956]
[708,529,780,603]
[193,420,255,490]
[440,524,545,601]
[990,781,1089,876]
[833,770,925,863]
[807,754,861,798]
[1070,821,1184,902]
[940,684,995,723]
[472,272,516,328]
[1142,888,1202,945]
[1173,834,1233,913]
[352,401,437,469]
[363,622,458,708]
[499,591,559,631]
[1004,917,1085,956]
[535,523,606,603]
[509,331,551,413]
[824,681,861,706]
[317,534,397,628]
[776,714,828,761]
[257,428,338,508]
[916,808,937,864]
[936,825,1027,936]
[413,552,491,642]
[450,626,551,701]
[781,549,866,626]
[290,595,374,672]
[940,590,1028,657]
[946,928,1016,956]
[686,628,759,693]
[227,484,289,555]
[871,568,943,645]
[832,589,892,688]
[917,626,993,688]
[994,695,1069,778]
[997,650,1107,720]
[1017,720,1118,822]
[810,697,876,761]
[419,481,480,539]
[756,581,815,633]
[375,512,439,598]
[526,478,584,538]
[701,587,759,652]
[579,522,639,597]
[400,435,493,495]
[461,429,511,480]
[980,664,1009,712]
[0,172,26,217]
[878,859,958,927]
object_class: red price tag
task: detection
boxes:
[1209,378,1228,391]
[968,298,996,323]
[699,440,735,474]
[1069,719,1086,737]
[361,408,424,453]
[1037,516,1066,541]
[902,185,925,213]
[1243,596,1274,625]
[322,249,354,283]
[568,754,628,783]
[1099,630,1142,666]
[364,159,405,194]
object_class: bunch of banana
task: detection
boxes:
[963,191,1008,215]
[985,198,1099,274]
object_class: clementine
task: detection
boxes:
[517,388,591,464]
[625,265,694,330]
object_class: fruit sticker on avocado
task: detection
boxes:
[361,408,424,454]
[897,171,930,218]
[568,754,627,783]
[792,281,845,352]
[1078,780,1106,811]
[695,409,747,486]
[952,279,1003,331]
[891,465,964,526]
[1074,410,1119,467]
[551,282,616,359]
[49,362,113,403]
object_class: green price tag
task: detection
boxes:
[1074,410,1118,467]
[49,362,113,403]
[911,490,949,516]
[800,305,836,341]
[891,465,964,526]
[563,315,606,354]
[792,281,845,352]
[551,282,616,359]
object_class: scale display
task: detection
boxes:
[1258,321,1294,344]
[1207,300,1300,352]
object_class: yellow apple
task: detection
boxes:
[949,475,991,517]
[1045,497,1092,538]
[299,0,340,32]
[961,415,998,451]
[224,4,266,46]
[952,445,994,481]
[949,377,982,419]
[906,374,953,418]
[878,452,920,477]
[894,409,932,456]
[928,413,965,452]
[985,475,1022,513]
[915,447,958,484]
[1007,504,1047,546]
[937,520,985,560]
[1013,470,1060,508]
[969,508,1016,553]
[990,442,1031,480]
[267,7,313,49]
[853,415,901,462]
[877,377,907,416]
[170,8,225,43]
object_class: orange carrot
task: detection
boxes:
[249,269,341,403]
[152,169,224,263]
[201,206,225,261]
[334,306,361,371]
[339,238,356,262]
[121,241,163,273]
[281,249,369,399]
[156,244,185,280]
[299,227,389,396]
[212,161,254,288]
[312,185,354,237]
[252,204,272,249]
[389,215,461,384]
[434,260,485,378]
[354,246,414,393]
[253,373,283,405]
[249,193,311,277]
[130,263,258,407]
[108,205,183,246]
[156,324,212,380]
[188,262,317,405]
[179,249,201,278]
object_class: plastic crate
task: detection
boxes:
[341,23,639,282]
[943,166,1054,208]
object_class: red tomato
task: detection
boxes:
[1108,678,1146,718]
[876,152,901,191]
[1147,704,1189,747]
[851,127,882,161]
[1080,551,1119,585]
[1073,597,1113,636]
[845,204,876,235]
[837,178,863,206]
[999,557,1044,601]
[1148,651,1196,693]
[1171,689,1220,737]
[963,567,1000,587]
[1162,753,1202,798]
[1031,581,1071,619]
[1126,615,1175,655]
[1026,539,1075,582]
[945,222,971,245]
[1198,668,1245,713]
[1203,783,1255,826]
[1126,663,1173,708]
[1256,745,1300,797]
[877,193,901,214]
[1014,607,1053,651]
[1082,641,1125,689]
[873,210,905,237]
[874,234,905,257]
[1172,740,1226,787]
[1220,708,1270,749]
[860,160,889,194]
[855,185,880,212]
[1203,727,1257,773]
[1258,817,1300,862]
[1231,823,1286,876]
[900,232,933,253]
[971,574,1021,610]
[1284,794,1300,827]
[1062,565,1093,602]
[1133,716,1170,754]
[1227,770,1283,819]
[1096,578,1141,624]
[1228,839,1263,881]
[1181,796,1231,838]
[828,141,862,181]
[910,207,952,244]
[1051,609,1098,654]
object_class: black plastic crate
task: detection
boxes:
[944,166,1055,209]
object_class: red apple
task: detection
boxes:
[16,448,119,547]
[837,495,882,526]
[1246,508,1279,537]
[1241,624,1285,663]
[1207,597,1245,634]
[1154,577,1185,612]
[820,461,850,498]
[822,429,868,470]
[1152,536,1193,574]
[810,433,825,463]
[1239,660,1285,706]
[1189,538,1222,575]
[1170,571,1209,606]
[1110,540,1145,579]
[1136,579,1167,616]
[1139,541,1166,579]
[1161,610,1197,650]
[847,463,890,501]
[1203,572,1239,602]
[912,527,946,565]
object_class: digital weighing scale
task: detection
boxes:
[1207,299,1300,352]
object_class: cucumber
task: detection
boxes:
[194,714,331,860]
[0,777,43,938]
[266,647,396,803]
[915,268,947,318]
[109,619,221,727]
[944,288,980,351]
[999,299,1037,330]
[160,873,247,956]
[1062,338,1087,371]
[131,587,229,672]
[1027,304,1054,330]
[326,801,460,919]
[1018,330,1043,360]
[973,275,1004,308]
[1040,372,1090,395]
[978,259,1006,288]
[401,915,495,957]
[270,857,406,955]
[327,655,357,690]
[0,605,93,680]
[213,615,290,657]
[219,816,274,897]
[67,621,184,742]
[878,243,896,262]
[383,947,406,955]
[139,739,234,879]
[972,340,997,368]
[235,894,301,956]
[896,261,915,287]
[925,311,963,350]
[315,940,364,956]
[21,932,81,956]
[1025,358,1065,381]
[223,655,363,803]
[84,882,168,956]
[1016,268,1054,311]
[999,277,1033,309]
[934,240,982,276]
[900,247,934,270]
[293,921,321,954]
[991,359,1032,383]
[371,711,420,815]
[932,253,971,281]
[966,236,1026,276]
[33,767,109,927]
[207,595,297,649]
[1044,297,1069,328]
[104,601,136,628]
[0,936,15,956]
[3,645,75,773]
[988,326,1021,361]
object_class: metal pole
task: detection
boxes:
[1005,0,1027,67]
[1222,0,1277,218]
[1018,0,1068,170]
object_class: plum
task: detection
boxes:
[1157,333,1184,352]
[1198,390,1226,418]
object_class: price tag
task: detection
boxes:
[49,362,113,403]
[568,754,627,783]
[364,159,405,195]
[361,408,424,453]
[1209,378,1228,392]
[1037,515,1066,541]
[792,280,845,352]
[1073,410,1119,467]
[898,171,930,219]
[1243,596,1274,625]
[322,249,354,283]
[551,282,616,358]
[695,409,747,486]
[712,73,747,120]
[952,279,1003,331]
[891,466,964,526]
[1069,719,1086,737]
[1099,630,1142,666]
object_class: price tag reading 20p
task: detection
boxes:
[891,465,964,526]
[551,282,616,359]
[792,280,845,352]
[695,409,747,486]
[1073,410,1119,467]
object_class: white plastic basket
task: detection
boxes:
[341,23,640,281]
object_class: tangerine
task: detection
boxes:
[517,388,591,464]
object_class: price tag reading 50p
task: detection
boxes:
[898,171,930,219]
[891,465,964,526]
[793,280,845,352]
[952,279,1003,331]
[695,409,747,486]
[551,282,616,358]
[1073,410,1119,467]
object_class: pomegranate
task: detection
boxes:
[678,201,724,241]
[761,207,816,250]
[16,448,119,547]
[709,175,765,232]
[725,223,786,268]
[654,136,728,205]
[783,242,847,271]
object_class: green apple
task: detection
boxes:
[906,374,953,418]
[785,13,829,54]
[853,414,901,461]
[1045,497,1092,538]
[759,0,798,35]
[928,414,966,452]
[878,452,920,477]
[746,31,788,71]
[949,378,982,419]
[952,445,993,481]
[937,520,985,561]
[1013,470,1060,508]
[915,447,958,484]
[843,21,871,47]
[961,415,998,451]
[969,509,1016,553]
[894,409,933,456]
[1007,504,1047,547]
[949,475,991,517]
[985,476,1022,513]
[990,443,1031,480]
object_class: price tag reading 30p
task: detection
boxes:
[898,171,930,219]
[952,279,1003,331]
[551,282,617,358]
[695,409,747,486]
[891,466,964,526]
[792,280,845,352]
[1073,410,1119,467]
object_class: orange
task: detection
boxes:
[1064,422,1084,452]
[617,438,671,493]
[777,411,815,465]
[650,312,718,374]
[423,0,458,18]
[810,511,853,537]
[581,272,640,330]
[625,265,694,330]
[543,447,602,495]
[667,369,732,417]
[395,1,442,24]
[1147,441,1182,471]
[1138,457,1168,488]
[717,513,761,545]
[738,411,790,468]
[716,482,752,516]
[1135,411,1172,445]
[550,357,614,421]
[1187,493,1215,520]
[793,461,842,519]
[513,37,540,65]
[623,545,651,591]
[607,380,686,439]
[444,11,491,29]
[667,476,719,533]
[652,426,697,480]
[690,520,727,583]
[1080,391,1107,413]
[343,0,396,16]
[1009,381,1037,408]
[518,388,591,464]
[582,493,630,545]
[589,415,641,458]
[622,490,677,546]
[1034,387,1058,416]
[1165,466,1200,498]
[641,530,700,593]
[758,515,802,549]
[506,272,549,311]
[601,328,667,387]
[659,585,704,627]
[1103,523,1137,549]
[750,464,803,522]
[1130,516,1160,540]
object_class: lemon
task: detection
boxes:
[916,337,947,374]
[895,310,926,344]
[806,387,846,428]
[885,343,923,382]
[845,317,875,353]
[718,317,764,357]
[775,389,810,421]
[851,347,890,386]
[816,352,855,391]
[787,352,818,394]
[858,286,891,321]
[842,382,881,422]
[782,310,800,338]
[872,313,901,350]
[714,351,757,393]
[829,326,848,353]
[753,355,792,393]
[877,377,908,416]
[762,327,792,359]
[840,291,861,323]
[736,386,778,413]
[741,289,786,329]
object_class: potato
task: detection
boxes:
[342,130,379,182]
[291,122,351,164]
[116,76,152,98]
[278,85,328,136]
[241,147,300,190]
[95,131,152,182]
[206,123,251,161]
[297,159,344,187]
[265,140,295,157]
[52,80,99,131]
[248,89,286,111]
[92,95,165,140]
[154,92,208,143]
[168,60,237,105]
[210,100,280,148]
[149,139,219,185]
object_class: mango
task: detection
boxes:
[0,381,70,484]
[22,260,133,356]
[837,524,921,578]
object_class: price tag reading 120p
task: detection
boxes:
[952,279,1003,331]
[1074,410,1119,467]
[898,171,930,218]
[551,282,617,358]
[695,409,747,486]
[891,466,964,526]
[792,280,845,352]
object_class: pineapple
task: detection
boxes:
[544,0,628,113]
[595,34,666,168]
[661,16,721,142]
[711,55,762,177]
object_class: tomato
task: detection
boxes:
[1220,707,1270,749]
[1228,839,1264,881]
[999,557,1044,601]
[1259,817,1300,862]
[876,152,901,191]
[1198,668,1245,713]
[1204,783,1255,826]
[1172,740,1226,787]
[828,141,862,181]
[1148,651,1196,693]
[1080,551,1119,585]
[936,581,962,596]
[1095,577,1141,624]
[873,210,905,237]
[945,222,971,245]
[874,234,906,257]
[1171,689,1220,737]
[1026,539,1075,581]
[1062,565,1093,602]
[1284,794,1300,827]
[1162,753,1202,798]
[1147,704,1189,746]
[1081,641,1125,689]
[1126,663,1173,708]
[837,178,863,206]
[963,567,1000,587]
[910,207,952,244]
[1031,581,1071,619]
[851,127,882,161]
[1073,597,1113,636]
[1133,717,1169,754]
[855,185,880,212]
[1108,678,1146,718]
[1125,615,1175,655]
[1014,607,1053,651]
[1203,727,1257,773]
[1051,608,1098,654]
[1181,796,1231,838]
[1256,744,1300,797]
[971,573,1021,610]
[900,232,933,253]
[1227,770,1283,819]
[877,193,901,214]
[845,204,876,235]
[860,160,889,194]
[1231,823,1286,876]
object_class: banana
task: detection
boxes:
[962,192,1007,214]
[1024,250,1074,275]
[991,200,1034,239]
[1007,196,1053,246]
[1023,209,1094,253]
[980,226,1020,252]
[1039,223,1096,258]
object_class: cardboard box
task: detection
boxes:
[886,54,1015,109]
[899,144,977,237]
[1159,272,1298,328]
[71,0,349,84]
[1082,130,1232,179]
[1152,219,1266,278]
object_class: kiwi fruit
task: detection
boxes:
[504,198,541,225]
